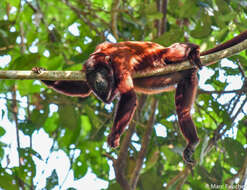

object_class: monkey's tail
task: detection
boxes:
[200,30,247,56]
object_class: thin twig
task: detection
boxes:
[113,95,148,190]
[198,89,242,94]
[102,153,115,161]
[111,0,121,39]
[12,85,25,189]
[114,122,136,190]
[225,153,247,185]
[161,0,168,34]
[62,0,103,37]
[165,167,190,190]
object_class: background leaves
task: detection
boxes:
[0,0,247,189]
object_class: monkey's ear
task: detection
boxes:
[86,63,115,103]
[188,47,202,69]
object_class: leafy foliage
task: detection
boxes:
[0,0,247,189]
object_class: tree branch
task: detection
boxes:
[111,0,121,40]
[130,98,158,189]
[11,86,25,189]
[0,39,247,80]
[113,121,135,190]
[0,70,85,80]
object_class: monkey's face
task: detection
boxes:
[86,62,115,103]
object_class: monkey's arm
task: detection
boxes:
[32,67,92,97]
[42,80,92,97]
[107,71,138,147]
[175,69,199,165]
[107,89,137,147]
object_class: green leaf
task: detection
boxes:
[215,0,231,14]
[191,13,212,39]
[0,146,4,159]
[58,104,79,130]
[40,55,64,70]
[107,182,122,190]
[84,105,101,128]
[81,115,92,137]
[0,171,18,190]
[236,116,247,143]
[44,112,59,134]
[0,126,6,137]
[161,146,180,164]
[46,170,59,189]
[210,159,223,185]
[58,127,80,148]
[73,155,88,179]
[223,138,245,168]
[17,80,41,96]
[179,0,198,18]
[155,27,184,46]
[145,148,160,170]
[10,53,40,70]
[18,120,35,136]
[7,0,19,7]
[197,166,212,185]
[147,12,163,21]
[30,106,49,129]
[139,169,163,190]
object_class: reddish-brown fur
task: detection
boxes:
[34,30,247,165]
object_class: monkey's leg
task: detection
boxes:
[133,72,181,94]
[175,69,199,165]
[107,89,137,147]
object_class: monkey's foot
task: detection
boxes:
[32,67,46,74]
[107,133,120,148]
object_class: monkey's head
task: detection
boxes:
[85,55,115,103]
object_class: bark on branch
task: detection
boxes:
[0,39,247,81]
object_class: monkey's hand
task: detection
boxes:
[32,67,56,86]
[32,67,46,74]
[183,142,198,166]
[107,133,120,148]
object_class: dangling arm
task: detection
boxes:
[107,73,138,147]
[41,80,92,97]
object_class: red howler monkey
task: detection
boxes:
[33,30,247,165]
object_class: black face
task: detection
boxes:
[86,63,115,103]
